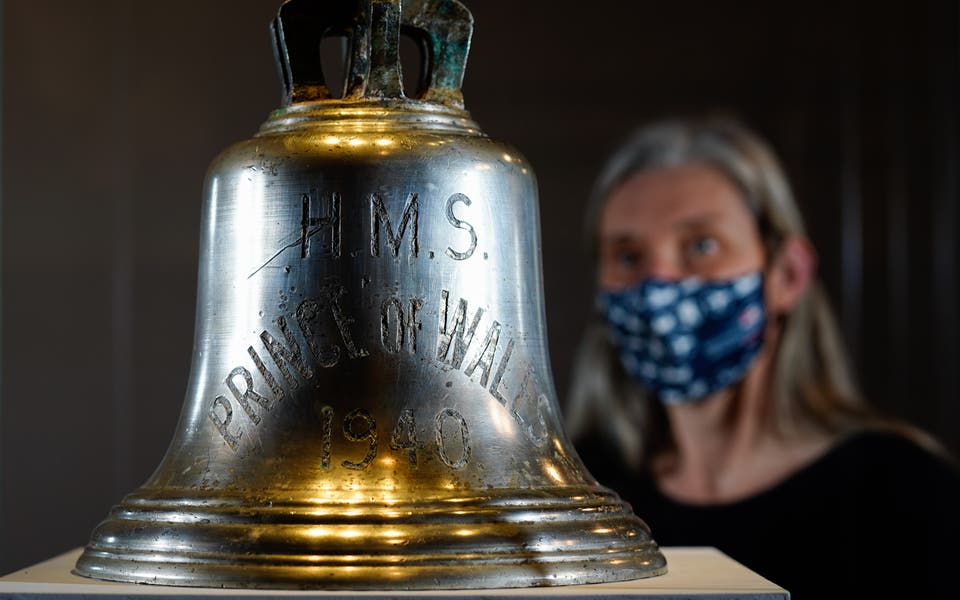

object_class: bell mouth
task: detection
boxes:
[258,99,483,137]
[73,485,666,590]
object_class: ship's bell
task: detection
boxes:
[74,0,666,589]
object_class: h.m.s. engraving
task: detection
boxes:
[249,191,343,279]
[370,192,419,258]
[300,191,341,259]
[251,190,479,277]
[445,193,477,261]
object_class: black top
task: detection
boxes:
[576,431,960,599]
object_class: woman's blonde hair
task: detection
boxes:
[565,117,874,468]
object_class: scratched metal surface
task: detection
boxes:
[70,0,666,589]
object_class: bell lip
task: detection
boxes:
[71,556,668,591]
[72,484,667,590]
[258,98,483,137]
[73,546,667,591]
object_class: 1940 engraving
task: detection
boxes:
[301,405,473,471]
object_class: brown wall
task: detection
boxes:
[2,0,958,572]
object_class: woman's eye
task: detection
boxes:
[616,250,642,268]
[687,236,719,258]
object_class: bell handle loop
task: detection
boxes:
[362,0,404,99]
[273,0,363,103]
[272,0,472,108]
[402,0,473,108]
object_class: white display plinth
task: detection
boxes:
[0,547,788,599]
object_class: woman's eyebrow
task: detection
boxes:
[673,214,725,231]
[600,234,643,246]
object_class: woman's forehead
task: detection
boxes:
[599,164,754,239]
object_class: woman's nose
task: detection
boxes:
[644,251,685,281]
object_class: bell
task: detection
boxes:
[74,0,666,589]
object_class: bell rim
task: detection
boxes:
[72,556,668,591]
[74,484,667,589]
[74,545,667,590]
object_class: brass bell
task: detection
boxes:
[74,0,666,589]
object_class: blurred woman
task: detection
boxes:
[567,118,959,599]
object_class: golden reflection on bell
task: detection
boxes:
[73,0,666,589]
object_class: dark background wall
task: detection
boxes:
[2,0,957,573]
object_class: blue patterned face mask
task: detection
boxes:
[597,272,766,404]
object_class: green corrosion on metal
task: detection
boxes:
[274,0,474,108]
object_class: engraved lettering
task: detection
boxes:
[511,368,550,447]
[489,338,516,406]
[296,298,341,368]
[315,402,334,469]
[380,297,424,355]
[370,192,419,258]
[300,191,341,259]
[342,408,377,470]
[260,316,314,388]
[445,193,478,261]
[517,394,550,447]
[380,297,405,354]
[328,286,370,359]
[227,366,275,426]
[406,298,424,355]
[390,408,418,467]
[248,191,341,279]
[435,408,470,470]
[464,321,501,387]
[209,396,241,451]
[436,290,484,369]
[248,346,285,401]
[300,194,309,258]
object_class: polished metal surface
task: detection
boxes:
[74,0,666,589]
